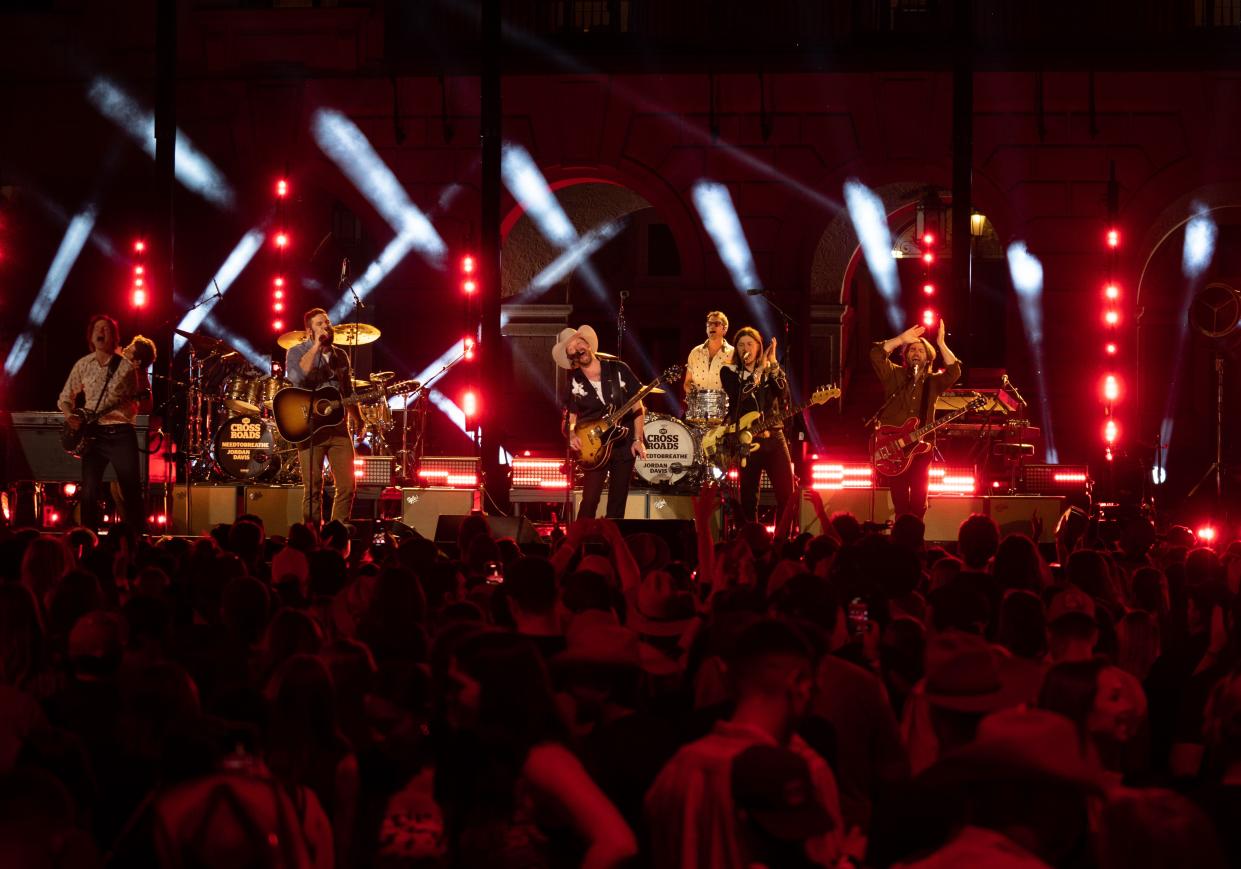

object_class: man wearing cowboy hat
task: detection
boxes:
[553,324,647,519]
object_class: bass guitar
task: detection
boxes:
[870,395,987,476]
[701,385,840,468]
[273,379,420,444]
[572,364,684,471]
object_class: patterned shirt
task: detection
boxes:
[57,352,141,425]
[685,340,735,391]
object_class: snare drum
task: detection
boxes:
[685,389,729,426]
[213,415,277,480]
[223,373,263,414]
[635,414,701,486]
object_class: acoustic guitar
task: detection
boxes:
[572,364,684,470]
[701,385,840,468]
[273,380,420,444]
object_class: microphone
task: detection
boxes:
[911,362,922,383]
[1002,373,1029,407]
[340,257,349,282]
[745,288,767,296]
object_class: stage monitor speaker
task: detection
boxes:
[170,485,239,535]
[988,495,1062,544]
[571,490,648,520]
[611,519,696,563]
[923,496,987,543]
[403,487,476,541]
[244,486,305,537]
[7,412,151,483]
[799,488,894,533]
[487,515,540,545]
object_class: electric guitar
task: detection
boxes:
[572,364,684,471]
[273,379,420,444]
[701,385,840,468]
[60,365,145,458]
[870,395,987,476]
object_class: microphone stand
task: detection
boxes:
[616,290,629,360]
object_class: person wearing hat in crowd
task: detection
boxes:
[1046,585,1099,664]
[553,324,647,520]
[896,708,1102,868]
[645,618,843,869]
[731,743,836,869]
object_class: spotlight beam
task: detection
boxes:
[173,228,266,355]
[1182,201,1217,280]
[691,180,775,337]
[1006,241,1057,462]
[843,180,903,332]
[508,218,628,304]
[4,205,98,378]
[86,76,236,210]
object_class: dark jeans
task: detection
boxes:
[739,433,794,524]
[880,449,933,519]
[81,423,145,531]
[579,441,636,519]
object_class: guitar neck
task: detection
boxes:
[606,381,660,426]
[908,404,974,441]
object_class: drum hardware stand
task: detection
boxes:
[1186,353,1233,513]
[616,290,629,359]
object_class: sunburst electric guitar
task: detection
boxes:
[870,394,987,476]
[701,385,841,468]
[572,364,684,471]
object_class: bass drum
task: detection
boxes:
[214,415,278,480]
[635,413,701,486]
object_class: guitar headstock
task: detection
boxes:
[660,364,686,384]
[966,395,988,413]
[807,384,842,407]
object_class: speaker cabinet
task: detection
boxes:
[988,496,1062,544]
[244,486,305,537]
[401,487,476,540]
[7,412,152,483]
[923,496,987,543]
[799,488,894,533]
[170,485,239,535]
[571,490,648,520]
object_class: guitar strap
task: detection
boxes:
[90,355,123,420]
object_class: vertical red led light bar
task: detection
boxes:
[131,239,148,309]
[272,178,290,333]
[461,254,480,438]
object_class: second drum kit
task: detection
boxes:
[176,323,395,484]
[632,387,729,489]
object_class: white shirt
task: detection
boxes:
[686,340,734,391]
[58,352,141,425]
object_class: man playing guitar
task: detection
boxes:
[554,324,647,519]
[870,319,960,519]
[58,314,151,532]
[285,307,360,526]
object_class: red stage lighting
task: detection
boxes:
[274,289,284,300]
[276,179,289,198]
[463,337,475,360]
[134,277,143,287]
[134,240,146,253]
[1106,342,1117,355]
[63,483,77,497]
[922,282,935,296]
[1104,283,1119,300]
[463,279,477,294]
[1106,228,1120,248]
[462,255,476,273]
[274,232,289,249]
[922,232,935,246]
[1102,374,1120,403]
[1198,526,1217,544]
[134,265,144,276]
[462,390,478,418]
[1103,418,1119,444]
[274,276,285,287]
[922,251,935,265]
[272,319,284,332]
[132,288,146,308]
[922,308,936,327]
[1104,310,1120,326]
[273,302,284,312]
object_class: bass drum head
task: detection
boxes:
[635,413,700,486]
[214,416,277,480]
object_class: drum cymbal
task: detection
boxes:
[370,371,395,383]
[175,328,241,360]
[648,386,666,395]
[331,323,381,346]
[276,330,306,350]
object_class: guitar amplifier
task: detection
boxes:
[5,412,151,483]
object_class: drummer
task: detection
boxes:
[682,310,734,397]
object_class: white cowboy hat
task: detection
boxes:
[551,324,599,370]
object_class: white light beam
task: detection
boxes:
[843,180,902,331]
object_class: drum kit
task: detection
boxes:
[175,322,400,483]
[632,387,730,489]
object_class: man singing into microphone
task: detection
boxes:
[286,307,360,527]
[870,320,960,519]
